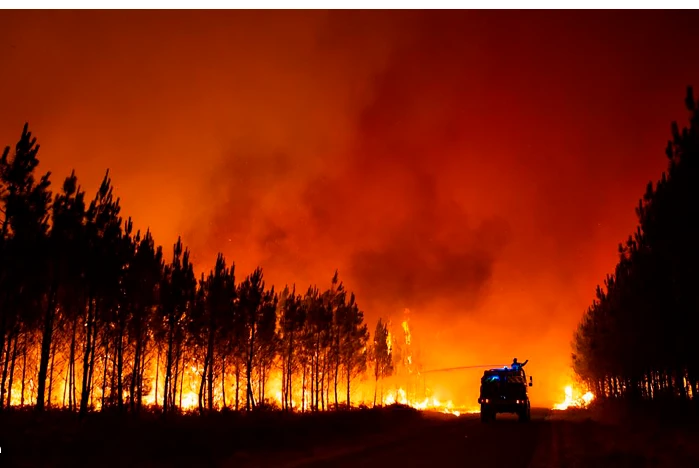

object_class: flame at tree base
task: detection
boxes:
[553,385,594,410]
[382,387,476,416]
[2,314,477,416]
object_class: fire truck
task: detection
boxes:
[478,367,533,423]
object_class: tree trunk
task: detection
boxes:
[71,342,77,410]
[0,311,6,410]
[21,342,27,407]
[281,355,286,410]
[117,330,124,410]
[88,320,98,410]
[301,364,306,412]
[208,352,214,411]
[207,327,215,412]
[199,355,208,414]
[374,374,378,407]
[321,356,327,411]
[334,355,339,410]
[101,337,109,410]
[36,284,58,411]
[62,348,68,409]
[137,339,146,410]
[7,333,18,407]
[652,371,659,399]
[235,360,240,411]
[163,320,174,413]
[325,362,330,409]
[172,346,180,410]
[324,357,330,411]
[67,315,77,410]
[246,323,256,411]
[258,362,264,404]
[130,336,140,412]
[1,331,13,408]
[286,338,294,411]
[79,297,95,416]
[47,338,57,408]
[155,346,160,408]
[676,368,687,400]
[314,337,321,411]
[109,338,119,407]
[346,359,351,407]
[221,356,227,409]
[260,363,265,405]
[67,348,73,410]
[310,355,315,411]
[178,358,185,409]
[286,357,293,411]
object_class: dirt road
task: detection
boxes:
[275,408,698,468]
[3,406,697,467]
[289,410,547,468]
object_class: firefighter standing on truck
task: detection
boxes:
[511,358,528,370]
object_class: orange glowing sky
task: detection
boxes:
[2,10,699,406]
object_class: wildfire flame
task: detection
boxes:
[553,384,594,410]
[3,311,476,415]
[402,320,411,347]
[381,386,471,416]
[375,317,475,416]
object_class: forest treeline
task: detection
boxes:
[0,125,398,415]
[573,87,699,402]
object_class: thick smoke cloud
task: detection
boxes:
[194,14,518,316]
[3,10,699,405]
[348,216,502,314]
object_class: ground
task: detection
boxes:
[1,403,698,467]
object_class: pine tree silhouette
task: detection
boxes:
[0,124,379,415]
[574,87,699,401]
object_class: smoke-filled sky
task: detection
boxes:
[2,10,699,405]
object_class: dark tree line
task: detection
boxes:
[573,87,699,402]
[0,124,398,414]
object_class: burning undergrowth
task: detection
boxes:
[553,384,595,411]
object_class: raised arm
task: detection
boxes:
[521,359,529,367]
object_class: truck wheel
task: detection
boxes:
[518,408,531,423]
[480,407,493,423]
